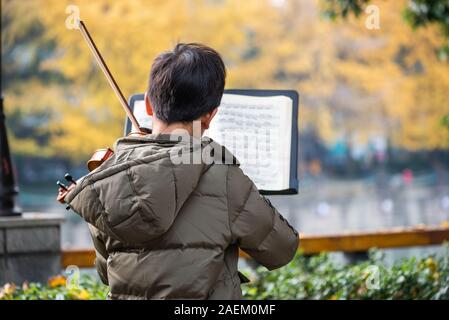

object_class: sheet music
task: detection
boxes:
[205,94,292,191]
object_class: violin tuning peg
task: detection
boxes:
[64,173,76,184]
[57,180,68,191]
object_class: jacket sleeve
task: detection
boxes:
[227,166,299,270]
[87,224,109,285]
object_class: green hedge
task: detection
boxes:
[1,248,448,300]
[0,273,108,300]
[242,248,449,299]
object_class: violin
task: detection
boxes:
[56,20,152,205]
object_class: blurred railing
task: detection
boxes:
[61,225,449,268]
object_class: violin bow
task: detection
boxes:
[77,20,143,133]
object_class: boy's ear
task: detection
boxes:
[144,92,153,116]
[203,107,218,129]
[209,107,218,121]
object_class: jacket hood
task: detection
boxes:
[65,133,237,244]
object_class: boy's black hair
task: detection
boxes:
[147,43,226,124]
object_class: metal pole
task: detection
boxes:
[0,96,22,216]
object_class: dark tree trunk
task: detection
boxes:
[0,96,22,216]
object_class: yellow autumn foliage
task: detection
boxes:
[2,0,449,162]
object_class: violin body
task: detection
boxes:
[87,147,114,172]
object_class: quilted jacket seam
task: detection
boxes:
[225,166,235,243]
[230,184,253,224]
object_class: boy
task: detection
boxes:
[63,43,299,299]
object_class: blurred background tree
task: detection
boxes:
[403,0,449,61]
[323,0,449,61]
[322,0,449,149]
[443,114,449,141]
[2,0,449,165]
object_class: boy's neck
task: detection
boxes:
[152,118,203,138]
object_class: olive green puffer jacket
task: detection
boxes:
[65,133,299,299]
